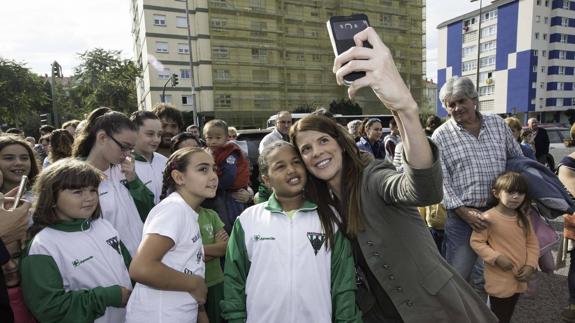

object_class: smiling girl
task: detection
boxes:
[21,159,132,323]
[127,147,217,323]
[221,141,360,323]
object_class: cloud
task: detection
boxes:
[0,0,132,76]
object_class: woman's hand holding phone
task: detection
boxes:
[333,27,417,113]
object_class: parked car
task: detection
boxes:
[236,128,272,192]
[546,127,575,165]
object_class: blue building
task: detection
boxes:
[437,0,575,123]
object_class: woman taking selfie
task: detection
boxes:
[290,27,496,323]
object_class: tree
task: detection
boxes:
[328,99,363,115]
[0,58,50,129]
[70,49,141,115]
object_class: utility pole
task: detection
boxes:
[50,61,63,127]
[185,0,198,126]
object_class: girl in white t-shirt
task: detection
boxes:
[126,147,217,323]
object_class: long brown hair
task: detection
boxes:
[48,129,74,163]
[31,158,103,235]
[290,115,372,238]
[492,171,531,237]
[0,135,39,192]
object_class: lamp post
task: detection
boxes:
[184,0,198,126]
[471,0,483,94]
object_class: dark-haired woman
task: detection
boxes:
[290,27,496,323]
[73,107,154,257]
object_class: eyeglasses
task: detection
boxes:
[108,135,134,152]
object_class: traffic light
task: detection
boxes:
[171,73,179,87]
[51,61,62,78]
[40,113,51,126]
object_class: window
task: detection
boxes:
[543,33,547,41]
[558,82,565,90]
[158,68,171,80]
[535,32,540,40]
[250,0,265,11]
[533,65,538,72]
[541,65,546,73]
[176,16,187,28]
[563,18,570,27]
[177,43,189,54]
[534,50,538,56]
[155,41,169,53]
[542,50,547,57]
[536,0,541,5]
[215,94,231,107]
[540,82,545,88]
[212,47,230,59]
[311,30,319,38]
[562,34,569,43]
[532,82,537,89]
[536,15,541,23]
[479,85,494,96]
[545,0,549,6]
[251,21,267,36]
[162,94,172,104]
[182,95,193,105]
[544,16,549,24]
[482,10,497,22]
[560,51,567,59]
[462,60,477,72]
[479,55,496,68]
[463,45,476,57]
[564,0,570,9]
[480,40,496,52]
[252,69,269,82]
[560,66,566,74]
[180,69,191,79]
[296,52,304,61]
[479,71,493,83]
[310,10,319,17]
[214,69,231,81]
[480,25,497,38]
[252,48,268,62]
[211,18,228,29]
[153,14,166,26]
[312,54,321,62]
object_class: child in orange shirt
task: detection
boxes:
[470,171,539,323]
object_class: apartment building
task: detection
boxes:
[131,0,426,128]
[437,0,575,123]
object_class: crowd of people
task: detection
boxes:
[0,27,574,323]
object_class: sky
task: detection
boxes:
[0,0,481,82]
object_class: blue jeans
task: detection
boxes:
[444,210,478,280]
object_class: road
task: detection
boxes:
[512,216,569,323]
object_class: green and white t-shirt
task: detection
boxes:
[198,207,225,287]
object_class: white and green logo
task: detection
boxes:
[307,232,326,255]
[254,234,275,241]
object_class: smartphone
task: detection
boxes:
[10,175,28,211]
[326,14,372,85]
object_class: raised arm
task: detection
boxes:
[333,27,432,169]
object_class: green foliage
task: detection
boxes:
[328,99,363,115]
[70,49,141,115]
[0,58,50,129]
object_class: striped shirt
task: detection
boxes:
[432,114,523,210]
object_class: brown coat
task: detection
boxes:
[357,144,497,323]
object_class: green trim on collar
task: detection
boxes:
[133,152,151,163]
[49,218,92,232]
[265,193,317,213]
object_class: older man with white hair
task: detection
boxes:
[432,76,523,287]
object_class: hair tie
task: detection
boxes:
[170,160,178,171]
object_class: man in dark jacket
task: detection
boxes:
[528,117,550,163]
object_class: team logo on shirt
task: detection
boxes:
[253,235,275,241]
[72,256,94,268]
[307,232,326,255]
[196,250,203,264]
[106,236,121,255]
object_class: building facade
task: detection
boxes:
[437,0,575,123]
[131,0,426,128]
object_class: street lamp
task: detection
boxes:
[184,0,198,126]
[471,0,483,94]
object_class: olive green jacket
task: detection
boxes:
[357,143,497,323]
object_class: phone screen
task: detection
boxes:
[332,20,370,41]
